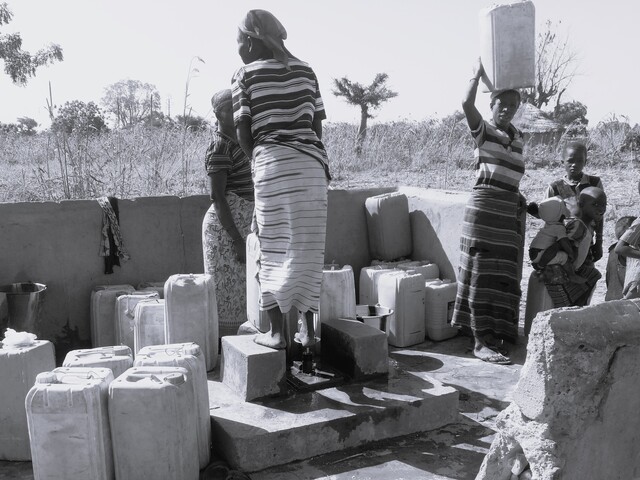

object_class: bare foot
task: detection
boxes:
[254,331,286,349]
[294,331,317,347]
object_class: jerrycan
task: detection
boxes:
[109,366,199,480]
[365,192,413,262]
[0,338,56,460]
[479,0,536,91]
[90,284,135,347]
[26,368,114,480]
[114,291,159,352]
[377,270,425,347]
[397,260,440,281]
[359,265,399,306]
[319,264,357,332]
[62,345,133,379]
[424,279,459,341]
[134,343,210,468]
[133,298,166,354]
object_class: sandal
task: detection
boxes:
[479,352,511,365]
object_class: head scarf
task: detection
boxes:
[210,89,232,116]
[239,9,290,68]
[490,88,522,103]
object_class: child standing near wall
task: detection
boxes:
[614,181,640,299]
[545,141,605,262]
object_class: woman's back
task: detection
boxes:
[233,59,325,144]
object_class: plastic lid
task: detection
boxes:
[164,372,185,386]
[111,346,131,356]
[182,344,200,356]
[35,372,57,384]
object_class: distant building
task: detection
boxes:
[512,102,564,147]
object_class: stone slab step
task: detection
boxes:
[207,361,459,472]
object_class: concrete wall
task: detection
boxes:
[0,187,466,359]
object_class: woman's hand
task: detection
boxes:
[472,57,485,82]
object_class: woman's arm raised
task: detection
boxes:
[462,58,484,132]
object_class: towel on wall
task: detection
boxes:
[97,196,130,274]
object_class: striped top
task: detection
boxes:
[471,120,525,192]
[232,58,330,178]
[204,130,254,201]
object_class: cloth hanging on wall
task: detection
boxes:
[97,196,130,274]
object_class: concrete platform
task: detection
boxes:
[207,357,459,472]
[0,335,526,480]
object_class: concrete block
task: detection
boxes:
[321,318,388,379]
[209,361,458,472]
[477,300,640,480]
[220,335,286,401]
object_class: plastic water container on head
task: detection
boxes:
[318,264,357,335]
[115,291,159,351]
[424,279,459,341]
[26,369,114,480]
[134,343,210,468]
[377,270,425,347]
[246,233,270,333]
[359,266,399,306]
[479,0,536,92]
[164,274,218,371]
[109,366,199,480]
[0,336,55,460]
[397,260,440,281]
[62,345,133,379]
[133,298,166,354]
[90,284,135,347]
[365,192,413,262]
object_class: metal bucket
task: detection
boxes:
[0,282,47,334]
[354,304,394,336]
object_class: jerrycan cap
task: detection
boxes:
[111,345,131,356]
[164,372,185,386]
[182,344,201,357]
[35,372,57,384]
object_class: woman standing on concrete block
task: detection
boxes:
[232,9,330,349]
[202,89,255,337]
[451,59,526,365]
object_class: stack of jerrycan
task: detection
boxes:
[164,274,218,371]
[90,284,135,347]
[133,298,166,354]
[109,366,199,480]
[62,345,133,378]
[114,291,159,351]
[134,343,211,469]
[479,0,536,92]
[26,368,115,480]
[318,264,357,336]
[0,332,55,460]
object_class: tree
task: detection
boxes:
[101,79,161,128]
[521,20,579,109]
[175,113,209,132]
[552,100,588,136]
[51,100,107,134]
[0,3,63,84]
[16,116,37,135]
[332,73,398,150]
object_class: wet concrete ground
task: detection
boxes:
[0,335,525,480]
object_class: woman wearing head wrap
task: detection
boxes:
[202,88,254,337]
[451,59,526,365]
[233,9,330,349]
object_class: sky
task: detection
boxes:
[1,0,639,129]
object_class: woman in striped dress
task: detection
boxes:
[232,9,330,349]
[451,60,526,365]
[202,89,255,337]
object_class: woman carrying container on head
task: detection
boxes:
[202,89,255,337]
[232,9,331,349]
[451,59,526,365]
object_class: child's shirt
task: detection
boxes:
[530,222,567,251]
[605,244,626,301]
[620,217,640,250]
[545,174,604,217]
[620,218,640,292]
[566,217,594,268]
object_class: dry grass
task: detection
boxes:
[2,120,639,305]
